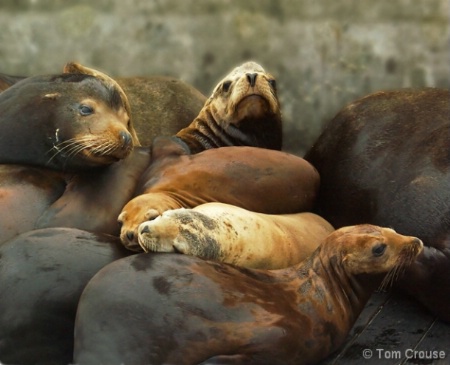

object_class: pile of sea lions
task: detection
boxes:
[0,60,448,365]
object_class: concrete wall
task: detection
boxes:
[1,0,449,155]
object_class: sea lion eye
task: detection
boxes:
[372,243,387,257]
[79,105,94,116]
[222,81,232,92]
[268,79,277,90]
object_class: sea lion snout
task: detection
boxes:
[246,73,257,87]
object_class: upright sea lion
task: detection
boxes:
[73,225,423,365]
[304,87,450,322]
[137,202,334,269]
[0,63,138,171]
[174,61,282,153]
[118,139,320,251]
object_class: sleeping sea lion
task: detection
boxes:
[73,225,423,365]
[0,63,138,171]
[304,87,450,322]
[118,139,320,251]
[137,202,334,269]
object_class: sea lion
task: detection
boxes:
[0,66,207,146]
[137,202,334,269]
[304,87,450,322]
[117,76,206,146]
[0,63,139,171]
[0,147,151,244]
[174,61,282,153]
[73,225,423,365]
[118,139,320,251]
[0,228,132,365]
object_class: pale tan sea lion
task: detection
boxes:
[137,202,334,269]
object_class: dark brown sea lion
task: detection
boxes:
[0,228,132,365]
[173,61,282,153]
[117,76,206,146]
[73,225,422,365]
[0,147,151,244]
[118,138,320,251]
[304,87,450,322]
[0,63,138,171]
[137,202,334,269]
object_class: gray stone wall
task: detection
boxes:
[1,0,449,155]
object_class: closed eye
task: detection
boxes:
[372,243,387,257]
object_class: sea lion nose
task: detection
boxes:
[126,231,135,242]
[119,131,133,149]
[140,225,150,235]
[246,73,258,87]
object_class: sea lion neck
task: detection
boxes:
[175,106,282,154]
[296,241,380,329]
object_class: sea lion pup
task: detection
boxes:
[73,225,423,365]
[0,62,139,171]
[118,139,320,251]
[137,202,334,269]
[304,87,450,322]
[174,61,282,153]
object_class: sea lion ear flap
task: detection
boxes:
[63,62,92,75]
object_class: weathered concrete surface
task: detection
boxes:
[1,0,448,155]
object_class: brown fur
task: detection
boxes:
[118,139,320,251]
[305,87,450,322]
[74,225,423,365]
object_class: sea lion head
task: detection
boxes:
[208,61,281,148]
[326,225,423,280]
[176,61,282,152]
[45,63,140,169]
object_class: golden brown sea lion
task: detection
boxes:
[137,202,334,269]
[73,225,423,365]
[118,139,320,251]
[304,87,450,322]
